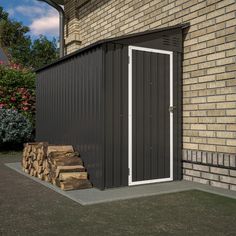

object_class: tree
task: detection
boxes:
[31,35,58,69]
[0,6,8,20]
[0,6,31,67]
[0,6,59,69]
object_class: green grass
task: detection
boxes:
[0,151,22,158]
[0,172,236,236]
[0,154,236,235]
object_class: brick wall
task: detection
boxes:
[183,149,236,190]
[64,0,81,54]
[64,0,236,190]
[183,163,236,191]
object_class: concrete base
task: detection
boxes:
[5,162,236,206]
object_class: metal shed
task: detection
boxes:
[36,24,187,189]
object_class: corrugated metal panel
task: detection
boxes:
[36,26,183,189]
[104,43,129,188]
[103,38,182,187]
[132,50,170,181]
[36,47,105,189]
[174,51,182,180]
[115,28,183,53]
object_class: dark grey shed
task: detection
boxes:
[36,24,187,189]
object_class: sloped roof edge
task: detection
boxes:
[51,0,64,5]
[36,23,189,72]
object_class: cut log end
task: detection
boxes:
[22,143,92,191]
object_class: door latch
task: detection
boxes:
[169,106,176,113]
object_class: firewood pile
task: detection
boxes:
[22,142,92,191]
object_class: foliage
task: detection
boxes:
[0,109,33,147]
[0,64,35,123]
[0,6,8,20]
[0,6,32,67]
[31,35,58,69]
[0,6,59,69]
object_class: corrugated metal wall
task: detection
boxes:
[132,50,170,181]
[36,47,105,189]
[104,43,129,188]
[114,28,182,53]
[173,51,182,180]
[36,27,183,189]
[102,29,183,187]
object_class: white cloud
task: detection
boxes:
[15,5,45,17]
[30,10,59,36]
[7,8,15,18]
[6,2,60,37]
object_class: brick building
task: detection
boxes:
[51,0,236,190]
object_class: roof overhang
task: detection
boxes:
[52,0,91,6]
[36,23,189,73]
[52,0,64,5]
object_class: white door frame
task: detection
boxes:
[128,45,174,186]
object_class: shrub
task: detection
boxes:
[0,109,33,148]
[0,64,35,124]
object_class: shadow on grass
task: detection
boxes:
[0,144,23,158]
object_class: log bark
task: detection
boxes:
[60,178,92,191]
[48,151,80,160]
[47,145,74,155]
[56,165,85,177]
[51,156,83,166]
[59,172,87,181]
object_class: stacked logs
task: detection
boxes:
[22,142,48,180]
[22,143,92,191]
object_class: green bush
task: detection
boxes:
[0,64,35,124]
[0,109,33,148]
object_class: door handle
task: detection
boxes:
[169,106,176,113]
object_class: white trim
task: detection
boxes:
[128,46,133,186]
[169,51,174,181]
[128,45,173,186]
[128,46,173,56]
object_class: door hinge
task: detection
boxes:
[169,106,176,113]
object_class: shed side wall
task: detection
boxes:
[36,47,105,189]
[104,41,182,188]
[104,43,129,188]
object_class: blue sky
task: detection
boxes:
[1,0,60,40]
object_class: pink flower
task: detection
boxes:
[0,103,5,108]
[17,88,24,93]
[22,106,29,111]
[10,63,19,69]
[0,60,4,65]
[10,97,16,102]
[21,101,28,105]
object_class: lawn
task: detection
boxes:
[0,151,22,158]
[0,155,236,236]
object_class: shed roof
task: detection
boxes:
[36,23,189,72]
